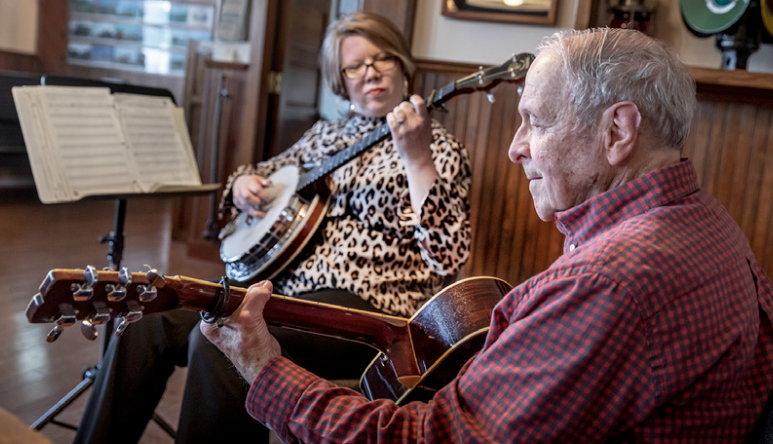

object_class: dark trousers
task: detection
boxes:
[73,289,382,444]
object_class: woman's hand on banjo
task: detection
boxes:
[387,94,438,217]
[233,174,273,218]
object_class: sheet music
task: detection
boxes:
[12,86,206,203]
[113,93,201,190]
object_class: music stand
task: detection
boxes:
[27,75,219,437]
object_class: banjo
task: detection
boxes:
[219,53,535,283]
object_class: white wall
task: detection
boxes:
[412,0,773,73]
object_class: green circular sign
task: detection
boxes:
[680,0,750,34]
[763,0,773,37]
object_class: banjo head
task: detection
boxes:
[220,165,300,262]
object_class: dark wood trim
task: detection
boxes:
[690,67,773,105]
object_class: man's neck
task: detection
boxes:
[609,145,681,190]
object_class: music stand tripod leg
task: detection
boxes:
[28,198,127,432]
[29,366,99,431]
[29,198,176,438]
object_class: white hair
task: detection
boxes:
[537,28,697,148]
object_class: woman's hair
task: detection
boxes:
[320,11,415,98]
[537,28,697,148]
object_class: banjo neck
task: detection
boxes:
[295,52,536,194]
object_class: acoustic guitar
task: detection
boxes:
[26,266,512,404]
[218,53,535,283]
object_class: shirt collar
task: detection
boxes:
[554,159,700,252]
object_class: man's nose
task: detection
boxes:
[509,129,529,164]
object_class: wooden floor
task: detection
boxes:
[0,187,225,443]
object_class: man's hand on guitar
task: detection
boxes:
[200,280,282,385]
[233,174,274,218]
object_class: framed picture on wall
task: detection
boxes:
[441,0,559,26]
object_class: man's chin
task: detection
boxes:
[533,205,555,222]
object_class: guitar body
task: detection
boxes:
[360,277,512,404]
[219,165,331,283]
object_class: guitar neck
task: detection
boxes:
[168,276,411,357]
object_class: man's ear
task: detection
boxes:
[600,101,641,166]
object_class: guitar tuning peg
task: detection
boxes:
[107,267,132,302]
[71,265,98,301]
[47,325,66,343]
[114,300,143,338]
[46,305,77,343]
[437,103,449,113]
[137,284,157,302]
[80,320,99,341]
[145,268,166,288]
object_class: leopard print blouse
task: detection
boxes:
[220,114,471,317]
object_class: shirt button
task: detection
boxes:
[569,243,576,251]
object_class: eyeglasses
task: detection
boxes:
[341,55,398,79]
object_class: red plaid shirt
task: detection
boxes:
[247,160,773,443]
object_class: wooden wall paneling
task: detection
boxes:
[683,101,711,183]
[683,95,773,281]
[746,108,772,243]
[704,102,729,197]
[492,84,522,281]
[414,60,565,286]
[476,89,507,277]
[463,91,493,279]
[740,107,771,236]
[726,105,756,219]
[751,113,773,269]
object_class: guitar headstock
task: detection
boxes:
[429,52,535,108]
[26,266,223,343]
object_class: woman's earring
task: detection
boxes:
[336,97,353,118]
[403,78,409,99]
